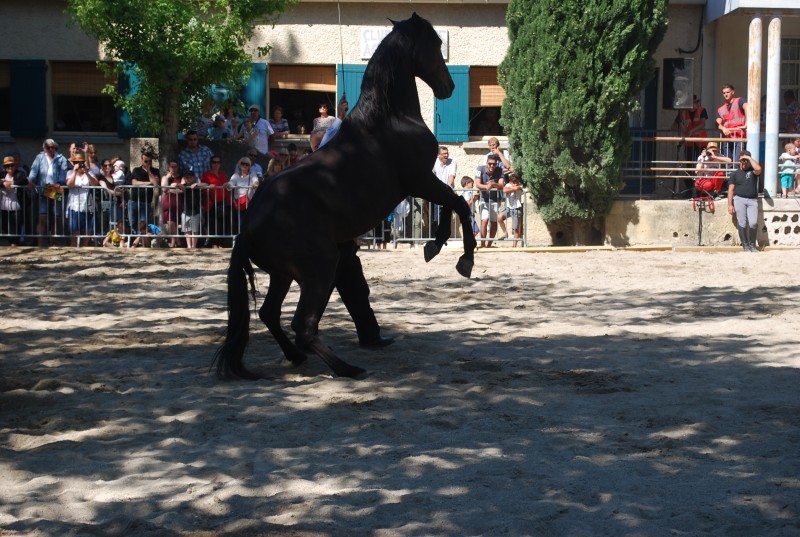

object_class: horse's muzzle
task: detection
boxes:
[434,79,455,100]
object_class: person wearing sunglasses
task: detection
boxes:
[28,139,69,247]
[201,156,230,247]
[127,149,160,234]
[474,154,505,248]
[179,130,214,182]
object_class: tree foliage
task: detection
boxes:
[66,0,293,149]
[499,0,668,236]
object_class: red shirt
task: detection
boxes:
[201,169,230,210]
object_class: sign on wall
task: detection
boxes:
[360,28,448,60]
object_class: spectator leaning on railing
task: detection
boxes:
[1,156,28,246]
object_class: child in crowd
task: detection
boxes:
[459,176,480,237]
[103,221,126,248]
[501,172,524,247]
[779,143,799,198]
[130,220,162,248]
[180,170,206,248]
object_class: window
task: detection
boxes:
[0,62,9,131]
[268,65,336,134]
[51,61,117,133]
[468,67,506,136]
[782,38,800,132]
[433,65,506,142]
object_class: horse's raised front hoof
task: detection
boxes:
[456,255,474,278]
[424,241,441,263]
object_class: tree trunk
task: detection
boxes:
[159,87,181,170]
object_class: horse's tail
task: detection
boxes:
[213,237,259,380]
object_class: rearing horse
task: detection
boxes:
[214,13,477,379]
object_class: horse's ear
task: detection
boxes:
[388,17,398,27]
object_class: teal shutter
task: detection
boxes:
[337,64,366,113]
[117,63,139,138]
[434,65,469,142]
[240,63,267,115]
[10,60,47,138]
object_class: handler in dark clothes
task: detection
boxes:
[319,99,394,348]
[727,150,762,252]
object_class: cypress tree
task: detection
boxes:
[499,0,668,244]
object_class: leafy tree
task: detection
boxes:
[66,0,294,163]
[499,0,668,244]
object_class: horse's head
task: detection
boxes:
[392,13,454,100]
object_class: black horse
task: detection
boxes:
[214,13,477,379]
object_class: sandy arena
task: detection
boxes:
[1,246,799,536]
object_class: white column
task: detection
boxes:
[764,17,782,198]
[746,18,761,162]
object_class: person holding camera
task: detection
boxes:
[65,152,98,247]
[727,150,762,252]
[694,141,732,197]
[127,149,160,233]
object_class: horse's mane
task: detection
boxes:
[349,17,432,127]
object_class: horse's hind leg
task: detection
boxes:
[291,274,366,379]
[258,273,308,367]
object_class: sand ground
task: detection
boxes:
[1,246,799,537]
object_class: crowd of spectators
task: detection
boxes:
[1,99,525,249]
[0,99,316,248]
[680,86,800,202]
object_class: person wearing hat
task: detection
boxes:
[694,141,732,197]
[247,104,274,155]
[28,139,70,246]
[1,156,29,245]
[727,150,762,252]
[65,151,99,247]
[208,115,233,141]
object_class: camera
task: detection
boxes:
[77,162,85,169]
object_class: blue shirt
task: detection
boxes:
[179,145,214,179]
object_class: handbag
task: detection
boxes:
[234,194,250,211]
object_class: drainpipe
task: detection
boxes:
[764,17,782,199]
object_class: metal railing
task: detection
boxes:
[622,130,800,199]
[0,184,528,249]
[358,188,527,249]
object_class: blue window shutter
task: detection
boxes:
[434,65,469,142]
[117,63,139,138]
[240,63,267,115]
[337,64,366,112]
[10,60,47,138]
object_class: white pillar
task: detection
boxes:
[764,17,782,198]
[746,18,761,162]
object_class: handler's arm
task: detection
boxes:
[727,183,736,215]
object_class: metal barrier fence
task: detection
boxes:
[0,185,528,249]
[622,131,800,199]
[357,188,527,249]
